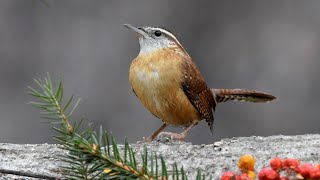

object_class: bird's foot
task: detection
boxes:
[157,132,186,143]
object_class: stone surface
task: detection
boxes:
[0,134,319,179]
[0,143,66,179]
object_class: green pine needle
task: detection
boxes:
[28,73,207,180]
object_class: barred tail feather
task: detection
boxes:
[211,89,277,103]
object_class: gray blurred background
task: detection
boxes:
[1,0,319,144]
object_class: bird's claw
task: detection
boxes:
[157,132,185,143]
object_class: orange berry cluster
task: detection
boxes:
[221,154,256,180]
[221,155,320,180]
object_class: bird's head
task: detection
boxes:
[124,24,188,56]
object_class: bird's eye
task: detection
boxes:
[154,30,162,37]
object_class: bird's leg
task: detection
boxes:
[157,121,198,142]
[142,123,167,142]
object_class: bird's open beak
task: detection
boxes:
[123,24,148,38]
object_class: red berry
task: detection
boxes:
[283,158,300,172]
[236,173,251,180]
[221,171,236,180]
[297,163,313,179]
[258,168,268,180]
[310,166,320,180]
[270,157,282,171]
[258,168,280,180]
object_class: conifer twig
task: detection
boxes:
[28,74,205,179]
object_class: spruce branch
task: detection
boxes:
[28,74,205,180]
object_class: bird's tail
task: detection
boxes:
[211,89,277,103]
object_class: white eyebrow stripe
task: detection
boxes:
[153,27,189,56]
[153,28,180,45]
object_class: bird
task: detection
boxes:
[124,24,277,142]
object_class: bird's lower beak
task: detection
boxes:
[123,24,148,38]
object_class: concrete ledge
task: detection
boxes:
[1,134,319,179]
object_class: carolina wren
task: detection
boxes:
[124,24,276,142]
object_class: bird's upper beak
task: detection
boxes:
[123,24,148,38]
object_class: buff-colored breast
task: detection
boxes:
[129,49,202,126]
